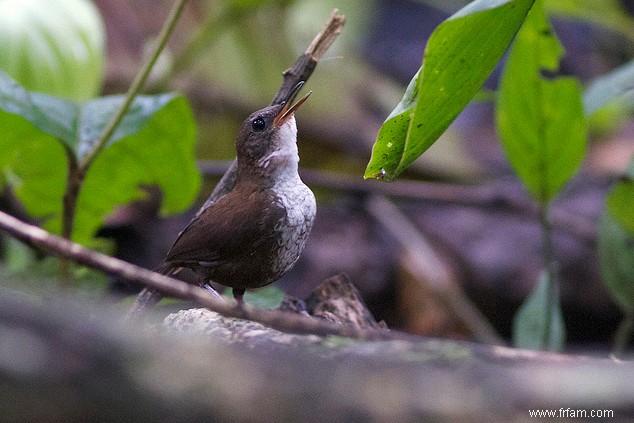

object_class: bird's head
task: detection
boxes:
[236,83,311,178]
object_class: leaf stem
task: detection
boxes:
[613,309,634,358]
[539,205,557,350]
[59,154,83,281]
[78,0,189,171]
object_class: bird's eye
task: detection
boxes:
[251,117,266,132]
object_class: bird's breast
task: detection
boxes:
[268,177,316,279]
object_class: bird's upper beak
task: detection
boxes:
[274,82,312,127]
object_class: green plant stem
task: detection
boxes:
[613,309,634,357]
[79,0,189,171]
[57,0,189,282]
[539,205,557,350]
[59,155,83,281]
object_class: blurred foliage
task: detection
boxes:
[584,58,634,124]
[601,156,634,354]
[187,0,372,104]
[0,0,105,101]
[606,158,634,234]
[545,0,634,41]
[599,209,634,355]
[599,211,634,313]
[0,238,108,293]
[3,237,36,274]
[243,284,286,309]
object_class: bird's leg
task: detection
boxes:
[233,288,245,305]
[201,283,223,299]
[193,274,223,300]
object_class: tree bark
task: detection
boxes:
[1,289,632,422]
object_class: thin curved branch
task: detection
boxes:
[0,210,402,341]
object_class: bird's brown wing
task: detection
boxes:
[164,186,284,267]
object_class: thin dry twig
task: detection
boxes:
[271,9,345,105]
[199,9,346,213]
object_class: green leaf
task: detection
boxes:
[512,270,566,351]
[365,0,535,181]
[70,96,200,243]
[496,0,587,205]
[3,237,37,274]
[75,94,178,163]
[0,71,200,245]
[606,158,634,235]
[243,285,286,309]
[584,59,634,117]
[0,113,68,219]
[598,211,634,312]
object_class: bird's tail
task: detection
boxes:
[125,262,175,320]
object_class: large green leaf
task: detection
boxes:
[73,96,199,243]
[0,113,68,219]
[0,71,200,244]
[512,270,566,351]
[598,212,634,312]
[496,0,586,206]
[365,0,535,181]
[605,158,634,235]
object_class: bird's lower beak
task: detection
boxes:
[274,83,312,127]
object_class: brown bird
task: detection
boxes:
[129,84,316,314]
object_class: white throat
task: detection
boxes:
[257,116,300,179]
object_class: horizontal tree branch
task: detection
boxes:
[0,210,407,341]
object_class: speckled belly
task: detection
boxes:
[266,180,316,283]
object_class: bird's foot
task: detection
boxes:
[233,288,246,306]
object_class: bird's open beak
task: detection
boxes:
[274,82,312,127]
